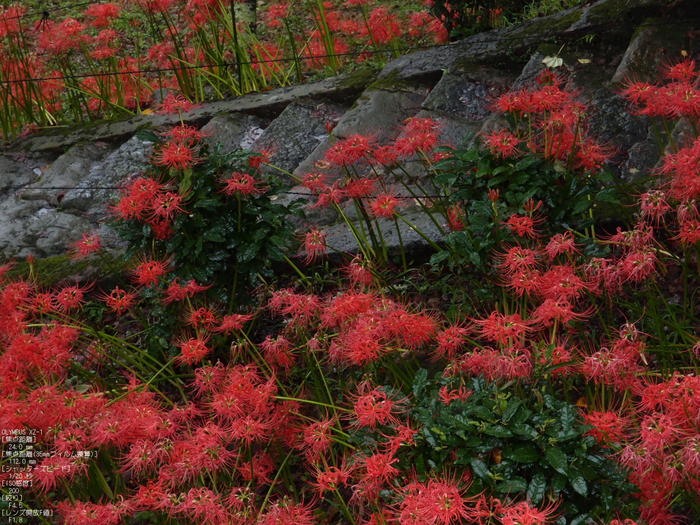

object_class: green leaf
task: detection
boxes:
[569,468,588,496]
[192,267,208,282]
[483,425,513,438]
[514,156,539,170]
[194,198,223,209]
[596,187,618,203]
[470,458,492,481]
[237,244,260,263]
[527,473,547,505]
[551,472,567,492]
[504,444,540,463]
[430,250,451,266]
[495,477,527,494]
[413,369,428,397]
[502,399,522,423]
[572,198,592,214]
[492,165,513,176]
[545,447,569,475]
[203,232,226,243]
[560,404,576,434]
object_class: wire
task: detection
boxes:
[0,0,97,21]
[5,15,700,87]
[0,183,443,198]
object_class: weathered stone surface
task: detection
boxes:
[202,113,269,154]
[589,89,650,177]
[254,100,348,183]
[0,152,56,203]
[60,136,155,219]
[612,19,688,83]
[323,209,445,257]
[422,66,514,122]
[10,70,378,154]
[0,196,94,259]
[293,86,430,182]
[378,0,668,83]
[22,142,116,207]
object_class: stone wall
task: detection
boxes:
[1,0,698,278]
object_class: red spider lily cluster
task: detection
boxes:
[485,69,613,172]
[7,60,700,525]
[0,0,447,139]
[300,118,445,227]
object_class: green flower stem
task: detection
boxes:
[395,213,442,252]
[275,395,352,412]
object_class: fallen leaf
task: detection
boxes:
[543,56,564,68]
[578,58,591,64]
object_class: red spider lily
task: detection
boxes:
[619,247,659,283]
[369,193,403,219]
[84,3,121,27]
[53,281,93,313]
[385,307,438,349]
[583,410,629,445]
[499,500,560,525]
[258,499,316,525]
[174,335,212,366]
[661,59,698,82]
[438,385,472,406]
[349,387,406,429]
[68,233,102,260]
[574,137,614,172]
[533,298,592,327]
[219,172,266,198]
[131,255,172,287]
[370,144,399,166]
[214,313,254,334]
[183,305,219,330]
[545,231,578,260]
[313,182,347,208]
[300,416,337,461]
[537,264,588,302]
[157,93,197,115]
[301,228,328,264]
[344,178,378,199]
[676,218,700,246]
[357,451,400,494]
[432,323,470,361]
[394,129,441,158]
[152,141,198,171]
[149,191,189,221]
[230,415,273,446]
[365,6,401,45]
[261,3,289,28]
[310,461,353,495]
[190,362,226,397]
[167,124,209,145]
[301,171,329,193]
[639,191,671,225]
[496,245,541,275]
[260,334,296,371]
[343,254,376,288]
[483,129,521,158]
[97,286,139,315]
[55,499,133,525]
[505,214,543,239]
[325,133,375,166]
[472,311,531,345]
[342,323,389,366]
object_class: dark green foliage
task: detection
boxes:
[430,143,614,273]
[114,142,303,304]
[408,371,640,523]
